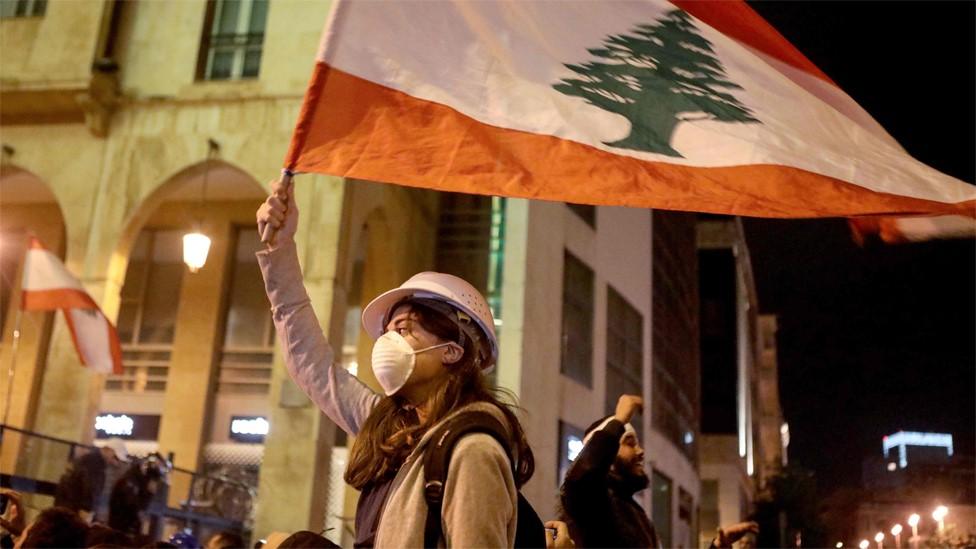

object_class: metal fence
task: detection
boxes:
[0,423,250,543]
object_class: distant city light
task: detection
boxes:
[567,436,584,461]
[891,525,902,537]
[859,540,869,549]
[874,532,884,543]
[231,417,269,436]
[836,542,843,548]
[887,462,897,472]
[882,431,953,468]
[95,414,134,436]
[684,431,694,445]
[907,514,920,527]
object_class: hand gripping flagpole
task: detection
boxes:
[260,168,296,247]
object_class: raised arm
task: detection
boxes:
[256,179,380,435]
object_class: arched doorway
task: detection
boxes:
[0,164,68,495]
[100,159,267,522]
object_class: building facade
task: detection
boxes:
[1,1,711,545]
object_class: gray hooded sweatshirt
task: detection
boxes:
[257,242,517,547]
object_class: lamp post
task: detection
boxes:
[890,524,902,549]
[907,514,919,549]
[183,138,219,273]
[875,532,885,549]
[932,506,948,534]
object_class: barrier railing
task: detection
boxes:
[0,423,250,543]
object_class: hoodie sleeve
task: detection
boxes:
[560,419,626,516]
[442,434,518,548]
[257,241,381,435]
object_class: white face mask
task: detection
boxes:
[370,331,453,396]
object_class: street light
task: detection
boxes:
[836,543,844,548]
[932,505,948,534]
[859,540,870,549]
[891,524,902,549]
[907,514,920,548]
[182,232,211,273]
[875,532,885,549]
[183,138,218,273]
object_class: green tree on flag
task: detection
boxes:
[554,9,760,157]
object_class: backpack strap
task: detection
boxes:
[422,411,514,549]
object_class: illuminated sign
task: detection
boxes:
[95,414,134,436]
[230,416,269,442]
[882,431,953,468]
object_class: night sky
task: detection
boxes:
[742,2,975,492]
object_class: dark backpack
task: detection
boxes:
[422,410,547,548]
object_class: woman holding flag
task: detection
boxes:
[255,179,542,547]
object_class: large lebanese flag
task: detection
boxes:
[21,238,123,375]
[284,0,975,218]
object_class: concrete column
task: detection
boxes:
[254,176,346,538]
[155,219,233,507]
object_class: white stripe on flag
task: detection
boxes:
[22,247,86,292]
[66,308,116,374]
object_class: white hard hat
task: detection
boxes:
[362,272,498,370]
[101,437,129,461]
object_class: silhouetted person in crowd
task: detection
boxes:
[108,453,168,537]
[206,531,245,549]
[276,531,339,549]
[14,506,88,549]
[54,438,127,522]
[85,524,134,548]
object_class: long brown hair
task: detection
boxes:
[344,300,534,489]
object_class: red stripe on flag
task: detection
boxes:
[22,289,98,311]
[285,59,333,170]
[671,0,835,85]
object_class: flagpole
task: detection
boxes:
[3,234,32,427]
[2,308,23,426]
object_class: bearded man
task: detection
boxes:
[559,395,757,548]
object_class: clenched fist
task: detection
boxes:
[614,394,643,425]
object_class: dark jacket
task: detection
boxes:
[109,464,158,535]
[54,449,107,513]
[559,419,661,548]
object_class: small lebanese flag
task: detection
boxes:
[284,0,974,218]
[21,238,123,375]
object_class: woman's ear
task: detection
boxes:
[441,342,465,365]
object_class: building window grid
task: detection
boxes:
[201,0,268,81]
[566,203,596,228]
[107,230,184,393]
[605,286,643,434]
[218,227,275,395]
[0,0,46,18]
[652,211,700,460]
[560,251,594,387]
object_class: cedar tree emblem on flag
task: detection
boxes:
[554,9,759,157]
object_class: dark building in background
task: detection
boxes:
[697,217,788,548]
[649,210,701,547]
